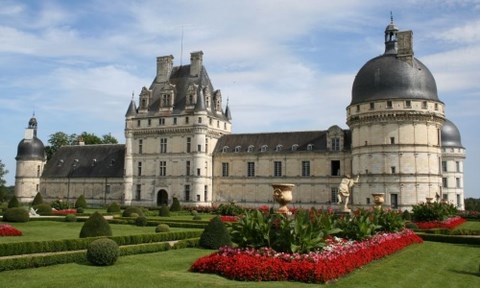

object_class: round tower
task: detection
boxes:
[346,19,445,210]
[15,115,46,203]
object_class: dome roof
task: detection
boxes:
[350,20,440,105]
[16,137,45,161]
[441,119,463,148]
[351,54,439,105]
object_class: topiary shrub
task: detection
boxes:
[122,206,144,217]
[75,195,87,209]
[155,224,170,233]
[76,207,84,213]
[193,214,202,221]
[199,216,232,249]
[2,207,29,222]
[135,216,148,226]
[159,205,170,217]
[107,202,121,213]
[7,196,20,208]
[86,238,119,266]
[170,197,181,212]
[31,193,44,206]
[65,214,77,222]
[34,203,52,216]
[402,210,412,220]
[405,222,419,230]
[79,212,112,238]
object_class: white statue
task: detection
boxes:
[338,174,359,212]
[29,207,39,217]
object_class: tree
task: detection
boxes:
[45,131,118,160]
[0,160,8,187]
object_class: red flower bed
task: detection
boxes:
[220,215,239,223]
[0,224,23,236]
[190,229,422,283]
[51,209,77,215]
[415,216,465,230]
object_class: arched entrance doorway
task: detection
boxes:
[157,190,168,206]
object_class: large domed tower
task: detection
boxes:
[347,19,445,210]
[15,115,46,203]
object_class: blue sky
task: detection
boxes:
[0,0,479,198]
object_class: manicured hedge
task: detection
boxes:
[0,238,199,272]
[0,230,202,257]
[417,233,480,245]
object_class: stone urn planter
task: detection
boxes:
[371,193,385,209]
[426,197,434,204]
[272,184,295,215]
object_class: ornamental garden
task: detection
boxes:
[0,192,479,286]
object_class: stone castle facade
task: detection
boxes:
[15,20,466,210]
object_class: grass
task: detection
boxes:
[0,221,186,243]
[456,221,480,230]
[0,242,478,288]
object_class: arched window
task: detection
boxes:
[222,146,229,153]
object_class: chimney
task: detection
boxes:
[190,51,204,77]
[397,30,414,66]
[156,55,174,82]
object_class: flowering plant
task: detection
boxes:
[0,224,23,236]
[219,215,239,223]
[190,229,422,283]
[51,209,77,215]
[414,216,465,230]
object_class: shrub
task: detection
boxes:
[2,208,29,222]
[155,224,170,233]
[51,199,69,210]
[75,195,87,209]
[405,222,419,230]
[412,202,457,222]
[34,203,52,216]
[402,210,411,220]
[79,212,112,238]
[170,197,181,212]
[216,202,244,216]
[129,213,139,218]
[76,207,84,214]
[65,214,77,222]
[135,216,148,226]
[107,202,121,213]
[122,206,144,217]
[86,238,119,266]
[199,216,232,249]
[7,196,19,208]
[193,214,202,221]
[159,205,170,217]
[31,193,44,206]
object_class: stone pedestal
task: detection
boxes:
[272,184,295,215]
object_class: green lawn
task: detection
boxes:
[456,221,480,230]
[0,221,179,243]
[0,242,478,288]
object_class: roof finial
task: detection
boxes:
[390,11,394,24]
[131,91,134,100]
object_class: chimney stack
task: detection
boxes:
[156,55,174,82]
[397,30,414,66]
[190,51,203,77]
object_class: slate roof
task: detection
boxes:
[42,144,125,178]
[213,130,351,153]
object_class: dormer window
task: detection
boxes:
[57,159,64,167]
[91,159,97,167]
[369,102,375,110]
[222,146,229,153]
[405,100,411,108]
[261,145,268,152]
[247,145,254,152]
[307,144,314,151]
[292,144,299,151]
[386,100,392,109]
[234,146,241,153]
[275,144,283,152]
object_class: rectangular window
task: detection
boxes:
[222,163,229,177]
[137,162,142,176]
[197,144,202,152]
[137,120,141,127]
[369,102,374,110]
[390,137,395,144]
[159,118,165,125]
[456,177,461,188]
[331,160,340,176]
[138,139,143,154]
[247,162,255,177]
[274,161,282,177]
[198,117,202,123]
[135,184,141,200]
[185,117,189,124]
[36,184,39,192]
[197,168,201,176]
[37,165,41,177]
[173,117,177,125]
[405,100,411,108]
[422,101,427,109]
[331,138,340,151]
[456,161,460,172]
[217,120,220,128]
[186,137,191,153]
[442,161,447,172]
[442,177,448,188]
[443,194,448,201]
[302,161,310,177]
[160,138,167,153]
[105,184,111,194]
[331,187,338,203]
[184,185,190,201]
[148,119,151,126]
[366,197,371,205]
[391,194,398,209]
[204,185,208,202]
[356,105,360,112]
[391,166,396,174]
[159,161,166,176]
[386,100,392,108]
[434,103,438,111]
[186,161,191,176]
[205,138,209,153]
